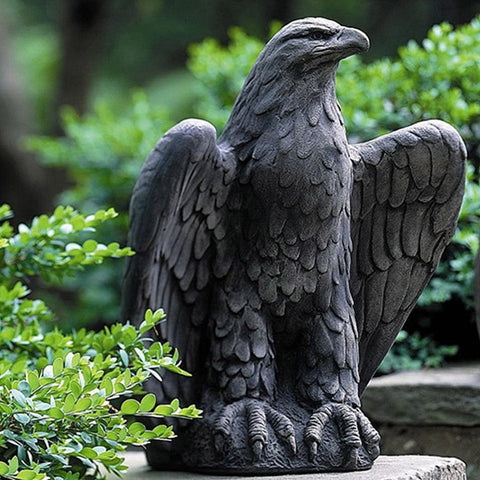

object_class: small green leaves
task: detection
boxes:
[0,457,45,480]
[0,305,199,480]
[0,205,198,480]
[139,308,166,335]
[152,399,202,419]
[0,205,134,286]
[0,204,13,222]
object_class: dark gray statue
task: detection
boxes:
[121,17,466,474]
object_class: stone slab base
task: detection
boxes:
[108,452,466,480]
[362,363,480,479]
[362,363,480,426]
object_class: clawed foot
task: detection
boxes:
[214,399,296,459]
[305,403,380,468]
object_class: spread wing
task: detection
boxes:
[349,120,466,394]
[121,119,235,406]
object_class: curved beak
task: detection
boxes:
[336,26,370,59]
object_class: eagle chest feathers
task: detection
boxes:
[227,108,354,323]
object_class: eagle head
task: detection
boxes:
[222,18,370,143]
[261,18,370,73]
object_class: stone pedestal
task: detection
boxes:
[109,452,466,479]
[362,363,480,480]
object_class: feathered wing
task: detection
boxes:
[349,120,466,394]
[121,119,235,406]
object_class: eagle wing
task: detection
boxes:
[349,120,466,394]
[121,119,235,406]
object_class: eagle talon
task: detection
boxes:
[213,399,296,460]
[344,447,361,469]
[305,403,380,467]
[307,439,318,461]
[252,440,264,460]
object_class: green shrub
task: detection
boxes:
[0,205,200,480]
[187,27,265,129]
[377,330,458,375]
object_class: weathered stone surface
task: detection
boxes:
[376,425,480,480]
[362,363,480,426]
[361,363,480,479]
[109,452,466,480]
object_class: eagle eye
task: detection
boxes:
[308,30,332,41]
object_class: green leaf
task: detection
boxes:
[80,447,98,459]
[0,403,13,415]
[18,380,31,397]
[0,461,8,475]
[82,239,98,253]
[119,349,129,367]
[17,471,37,480]
[27,370,40,390]
[120,399,140,415]
[63,393,76,413]
[52,357,63,376]
[74,397,92,412]
[70,380,82,399]
[139,393,156,412]
[128,422,146,435]
[100,376,113,396]
[170,398,180,411]
[14,413,31,424]
[11,389,27,407]
[144,309,153,324]
[8,456,18,473]
[49,407,64,419]
[153,404,173,416]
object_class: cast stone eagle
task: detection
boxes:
[121,17,466,473]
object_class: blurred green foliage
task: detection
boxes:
[378,330,458,374]
[27,16,480,369]
[27,93,172,327]
[28,92,171,216]
[12,25,60,131]
[188,27,266,128]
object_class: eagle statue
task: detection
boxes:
[121,17,466,473]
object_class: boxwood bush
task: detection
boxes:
[0,204,200,480]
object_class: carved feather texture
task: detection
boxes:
[121,119,236,409]
[350,120,466,394]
